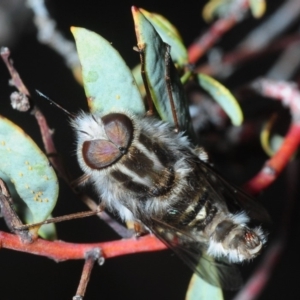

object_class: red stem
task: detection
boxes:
[196,34,300,76]
[0,231,166,261]
[244,123,300,194]
[233,239,283,300]
[188,17,238,63]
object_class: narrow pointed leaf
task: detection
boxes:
[132,7,193,135]
[0,116,58,226]
[139,8,188,66]
[260,116,284,157]
[198,74,243,126]
[71,27,145,115]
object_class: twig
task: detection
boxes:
[1,46,70,181]
[26,0,81,83]
[196,0,300,78]
[0,179,33,244]
[14,209,102,230]
[233,239,283,300]
[73,248,102,300]
[0,231,166,261]
[188,0,249,63]
[237,0,300,53]
[31,107,70,181]
[235,160,298,300]
[196,34,300,77]
[244,79,300,194]
[266,27,300,80]
[0,47,30,96]
[80,195,133,238]
[244,123,300,194]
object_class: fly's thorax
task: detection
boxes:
[72,111,194,220]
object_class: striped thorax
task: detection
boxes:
[72,111,268,289]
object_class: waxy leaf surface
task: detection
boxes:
[0,116,58,224]
[139,8,188,66]
[186,271,223,300]
[198,74,243,126]
[71,27,145,116]
[132,7,193,134]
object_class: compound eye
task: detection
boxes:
[102,113,133,150]
[82,113,133,169]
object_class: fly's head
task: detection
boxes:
[72,112,136,175]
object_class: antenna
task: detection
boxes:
[36,90,76,118]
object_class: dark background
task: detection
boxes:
[0,0,299,299]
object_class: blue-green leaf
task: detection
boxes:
[139,8,188,66]
[132,63,146,97]
[24,207,57,240]
[71,27,145,116]
[0,170,57,239]
[185,272,224,300]
[198,74,243,126]
[0,116,58,228]
[132,7,193,135]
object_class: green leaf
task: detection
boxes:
[0,170,57,239]
[132,63,146,97]
[71,27,145,116]
[132,7,193,135]
[0,116,58,226]
[23,206,57,240]
[202,0,230,22]
[249,0,266,18]
[139,8,188,66]
[260,115,285,157]
[198,74,243,126]
[185,272,224,300]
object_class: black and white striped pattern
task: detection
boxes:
[72,111,267,268]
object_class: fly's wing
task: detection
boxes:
[150,217,243,290]
[198,161,271,224]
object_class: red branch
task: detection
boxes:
[244,79,300,194]
[32,107,69,181]
[244,122,300,194]
[196,34,300,76]
[233,239,283,300]
[188,0,249,63]
[0,231,166,261]
[188,17,237,63]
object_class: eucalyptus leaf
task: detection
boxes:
[0,116,58,226]
[132,7,193,136]
[202,0,230,22]
[132,63,146,97]
[185,272,224,300]
[198,74,243,126]
[139,8,188,66]
[71,27,145,116]
[249,0,266,18]
[23,205,57,240]
[0,170,57,239]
